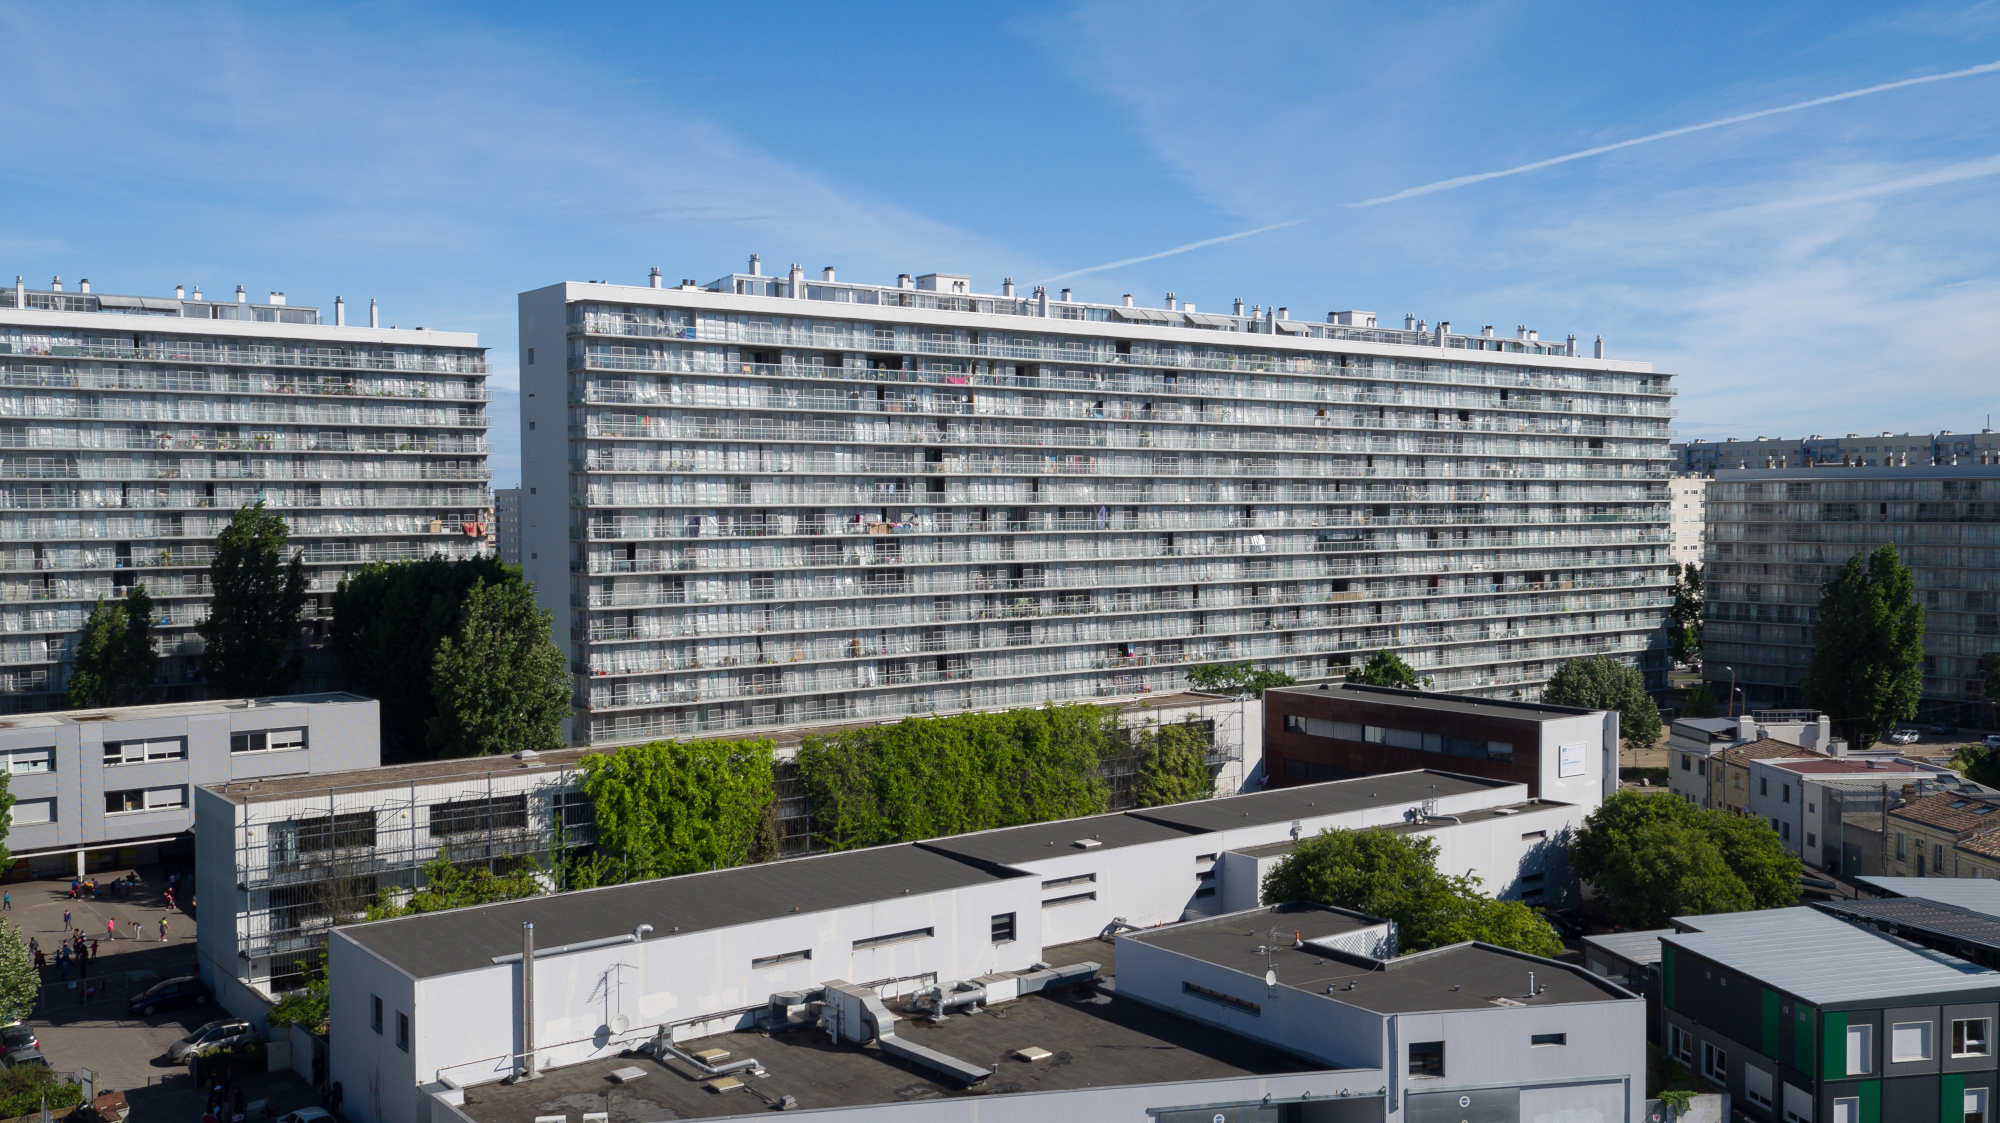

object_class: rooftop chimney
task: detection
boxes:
[1594,335,1605,359]
[236,285,247,304]
[1234,298,1245,316]
[1481,325,1494,337]
[898,274,913,290]
[1122,293,1134,307]
[1405,313,1416,329]
[1164,293,1176,311]
[1035,286,1048,316]
[789,262,804,298]
[648,267,662,289]
[1277,307,1288,320]
[1002,278,1015,297]
[79,279,90,293]
[175,286,185,300]
[270,292,286,305]
[334,296,346,326]
[1060,288,1072,302]
[822,266,836,282]
[1517,325,1529,340]
[191,287,202,300]
[12,278,21,307]
[50,277,61,293]
[1566,333,1577,356]
[748,254,762,276]
[369,298,379,328]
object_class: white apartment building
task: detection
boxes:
[1668,474,1706,568]
[0,275,491,708]
[521,261,1677,748]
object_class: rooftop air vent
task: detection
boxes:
[1073,838,1102,849]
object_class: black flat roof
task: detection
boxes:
[1814,897,2000,954]
[339,844,1021,979]
[1129,909,1632,1014]
[1266,683,1600,722]
[917,810,1205,866]
[1129,770,1504,833]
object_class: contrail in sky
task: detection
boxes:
[1041,221,1303,284]
[1352,58,2000,208]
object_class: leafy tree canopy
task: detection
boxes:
[1346,648,1422,689]
[1802,543,1924,749]
[199,502,307,697]
[264,962,329,1034]
[425,578,571,758]
[1132,718,1215,808]
[1679,684,1719,719]
[330,555,516,761]
[1185,662,1297,697]
[1543,656,1663,747]
[1572,790,1799,926]
[1666,562,1705,668]
[1260,828,1564,958]
[798,706,1110,850]
[0,920,34,1024]
[67,587,159,709]
[367,848,544,920]
[575,737,776,886]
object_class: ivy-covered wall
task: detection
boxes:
[572,736,776,886]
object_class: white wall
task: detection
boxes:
[328,931,420,1123]
[1534,712,1610,810]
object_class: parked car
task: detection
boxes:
[1,1048,48,1070]
[277,1110,335,1123]
[1933,723,1959,736]
[128,976,211,1018]
[166,1019,256,1063]
[1982,734,2000,750]
[0,1024,37,1058]
[1885,728,1921,745]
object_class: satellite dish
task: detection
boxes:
[1264,969,1277,989]
[609,1014,629,1034]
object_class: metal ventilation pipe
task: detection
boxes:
[648,267,662,289]
[13,277,21,307]
[789,263,804,298]
[748,254,762,276]
[175,286,186,300]
[79,280,89,293]
[632,923,653,942]
[334,297,345,326]
[236,285,247,304]
[50,276,62,293]
[520,923,538,1080]
[822,266,836,282]
[370,299,379,328]
[1002,278,1014,297]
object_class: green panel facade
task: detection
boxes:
[1813,1007,1834,1078]
[1761,988,1781,1058]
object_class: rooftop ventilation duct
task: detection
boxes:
[822,266,836,282]
[748,254,761,276]
[1002,278,1014,297]
[648,267,662,289]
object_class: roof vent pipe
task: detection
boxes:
[1122,294,1134,307]
[1566,334,1577,357]
[632,923,653,942]
[369,298,379,328]
[236,285,247,304]
[191,287,201,300]
[1002,278,1015,297]
[176,286,186,300]
[822,266,836,282]
[79,279,89,293]
[1234,298,1245,316]
[12,277,21,307]
[748,254,761,276]
[50,277,61,293]
[1278,307,1288,320]
[270,292,285,305]
[898,274,913,290]
[520,922,538,1081]
[1164,293,1177,311]
[1060,288,1071,302]
[334,296,345,326]
[1035,286,1048,317]
[1594,335,1605,359]
[648,267,662,289]
[1405,313,1416,329]
[789,263,804,298]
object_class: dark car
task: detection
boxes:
[1,1048,48,1070]
[1933,722,1959,736]
[128,976,211,1018]
[0,1024,37,1058]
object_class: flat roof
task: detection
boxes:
[340,844,1021,979]
[1581,929,1670,969]
[1226,800,1566,858]
[917,810,1204,866]
[1718,465,2000,481]
[1776,759,1920,775]
[1814,898,2000,954]
[1860,877,2000,914]
[1128,907,1629,1014]
[1668,907,2000,1005]
[0,691,370,730]
[451,961,1330,1122]
[1129,770,1508,834]
[1266,682,1601,722]
[205,747,601,805]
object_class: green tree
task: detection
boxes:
[1184,662,1297,697]
[576,737,776,885]
[330,555,516,762]
[199,502,307,697]
[0,920,34,1023]
[1679,684,1719,719]
[797,706,1111,850]
[1132,719,1215,808]
[67,586,160,709]
[1543,656,1662,747]
[264,961,329,1034]
[425,578,570,758]
[0,773,15,874]
[367,848,544,919]
[1260,828,1563,957]
[1346,648,1422,689]
[1592,819,1753,927]
[1953,744,2000,790]
[1802,543,1925,750]
[0,1064,80,1117]
[1700,810,1804,910]
[1666,562,1704,668]
[1572,791,1799,925]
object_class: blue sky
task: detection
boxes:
[4,2,2000,486]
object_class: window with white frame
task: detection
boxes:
[1832,1096,1859,1123]
[1668,1024,1694,1066]
[231,728,306,754]
[1893,1020,1934,1062]
[1783,1083,1813,1123]
[1743,1063,1774,1108]
[1956,1017,1992,1058]
[9,799,53,826]
[1847,1022,1873,1074]
[1702,1040,1727,1082]
[104,786,186,814]
[2,747,52,774]
[103,738,185,765]
[1966,1087,1990,1123]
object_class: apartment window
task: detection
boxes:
[1807,832,1816,849]
[397,1012,409,1052]
[1892,1020,1934,1062]
[1183,982,1260,1016]
[1743,1063,1774,1109]
[371,995,383,1034]
[1967,1087,1990,1123]
[1784,1083,1812,1123]
[556,790,595,830]
[1681,754,1691,772]
[2,747,53,774]
[104,738,186,765]
[1530,1033,1566,1047]
[1847,1022,1873,1073]
[750,949,810,969]
[1760,777,1768,796]
[230,729,305,754]
[852,927,932,950]
[1955,1017,1992,1057]
[1408,1040,1444,1078]
[1782,822,1791,842]
[1043,891,1097,908]
[429,794,529,837]
[1833,1097,1860,1123]
[1898,833,1909,860]
[1668,1024,1694,1065]
[1938,843,1948,870]
[1521,829,1547,841]
[1782,783,1790,803]
[292,811,378,852]
[9,799,53,826]
[1702,1041,1726,1082]
[991,913,1016,944]
[1041,873,1096,890]
[105,786,185,814]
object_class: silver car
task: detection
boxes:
[166,1020,255,1062]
